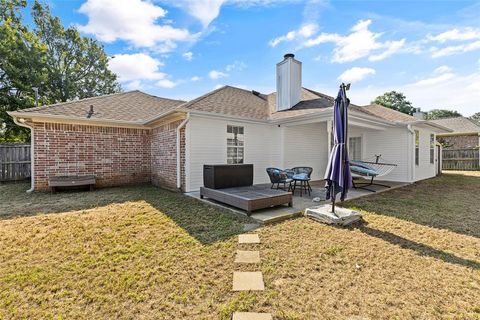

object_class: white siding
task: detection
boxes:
[185,115,281,191]
[349,126,411,182]
[283,123,328,181]
[413,126,436,181]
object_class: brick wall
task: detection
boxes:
[32,122,151,191]
[150,120,185,191]
[439,134,479,149]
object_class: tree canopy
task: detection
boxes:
[0,0,120,142]
[469,112,480,124]
[371,91,415,115]
[424,109,462,120]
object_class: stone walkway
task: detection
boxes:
[231,232,272,319]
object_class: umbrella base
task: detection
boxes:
[305,204,361,226]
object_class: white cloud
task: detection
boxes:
[434,65,452,74]
[109,53,166,81]
[78,0,193,50]
[369,39,406,61]
[171,0,225,28]
[182,52,193,61]
[214,84,225,90]
[156,79,178,88]
[342,68,480,116]
[269,23,318,47]
[168,0,292,28]
[431,40,480,58]
[428,28,480,43]
[209,70,228,79]
[338,67,376,82]
[302,19,405,63]
[226,60,247,72]
[124,80,142,91]
[190,76,201,81]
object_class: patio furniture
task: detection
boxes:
[200,164,292,215]
[48,175,96,193]
[287,167,313,197]
[266,167,292,190]
[350,155,397,192]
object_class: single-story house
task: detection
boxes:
[430,117,480,150]
[9,54,450,192]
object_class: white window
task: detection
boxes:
[349,137,362,160]
[430,133,435,164]
[415,130,420,166]
[227,125,244,164]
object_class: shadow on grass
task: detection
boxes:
[343,172,480,238]
[0,182,252,245]
[357,223,480,270]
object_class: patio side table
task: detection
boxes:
[291,174,312,197]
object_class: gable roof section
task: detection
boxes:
[178,85,270,120]
[430,117,480,134]
[14,91,185,123]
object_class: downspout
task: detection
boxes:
[12,117,35,193]
[176,113,190,190]
[407,124,415,182]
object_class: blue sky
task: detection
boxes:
[28,0,480,115]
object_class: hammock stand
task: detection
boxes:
[350,155,397,192]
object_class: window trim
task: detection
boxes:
[226,125,245,164]
[415,130,420,166]
[430,133,435,164]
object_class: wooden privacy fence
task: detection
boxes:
[0,144,31,182]
[442,148,479,171]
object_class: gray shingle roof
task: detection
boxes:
[430,117,480,134]
[18,91,185,123]
[12,86,421,125]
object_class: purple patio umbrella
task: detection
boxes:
[324,83,353,213]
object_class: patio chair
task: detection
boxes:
[266,167,292,190]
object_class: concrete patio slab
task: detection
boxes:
[239,234,260,244]
[235,250,260,263]
[186,179,408,225]
[233,272,265,291]
[232,312,273,320]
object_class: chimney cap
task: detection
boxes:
[284,53,295,59]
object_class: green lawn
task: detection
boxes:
[0,172,479,319]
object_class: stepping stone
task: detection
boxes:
[238,234,260,244]
[235,250,260,264]
[233,272,265,291]
[232,312,273,320]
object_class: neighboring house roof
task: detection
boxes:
[8,85,433,127]
[430,117,480,134]
[16,91,185,123]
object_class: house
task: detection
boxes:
[430,117,480,150]
[8,54,450,192]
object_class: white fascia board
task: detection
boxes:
[8,111,147,128]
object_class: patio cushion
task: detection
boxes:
[350,165,378,177]
[350,160,375,171]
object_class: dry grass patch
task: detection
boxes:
[1,172,479,319]
[0,183,252,319]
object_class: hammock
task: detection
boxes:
[349,155,397,192]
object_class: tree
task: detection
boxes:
[424,109,462,120]
[372,91,415,115]
[0,1,120,142]
[469,112,480,124]
[0,0,47,142]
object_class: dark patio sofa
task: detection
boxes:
[200,164,292,215]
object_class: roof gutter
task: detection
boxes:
[176,113,190,190]
[11,117,35,193]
